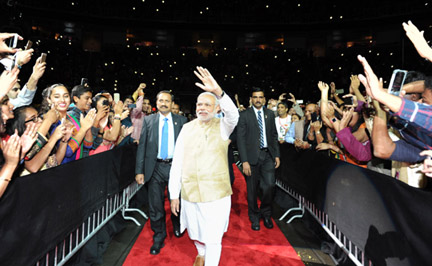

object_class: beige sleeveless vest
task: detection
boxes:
[181,118,232,203]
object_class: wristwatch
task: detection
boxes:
[216,91,225,99]
[331,117,337,123]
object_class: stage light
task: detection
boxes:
[156,9,159,12]
[105,63,108,66]
[266,5,269,8]
[330,16,333,19]
[115,80,118,83]
[111,62,114,65]
[101,78,104,81]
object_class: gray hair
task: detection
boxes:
[198,92,219,107]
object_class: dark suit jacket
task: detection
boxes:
[135,113,188,182]
[237,107,280,165]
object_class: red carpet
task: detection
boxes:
[123,165,304,266]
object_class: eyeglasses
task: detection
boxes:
[24,116,41,124]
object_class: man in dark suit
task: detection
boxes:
[135,90,188,255]
[237,87,280,231]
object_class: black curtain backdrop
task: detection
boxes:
[0,145,137,266]
[277,144,432,266]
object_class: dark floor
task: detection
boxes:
[96,198,341,266]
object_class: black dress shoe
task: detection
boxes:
[174,228,182,238]
[263,217,274,229]
[150,242,165,255]
[251,221,260,231]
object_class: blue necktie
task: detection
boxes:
[257,111,264,148]
[160,118,168,159]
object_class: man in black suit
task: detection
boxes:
[135,90,188,255]
[237,87,280,231]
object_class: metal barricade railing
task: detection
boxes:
[276,179,372,266]
[36,182,147,266]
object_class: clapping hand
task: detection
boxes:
[2,133,21,167]
[20,124,38,156]
[80,109,97,130]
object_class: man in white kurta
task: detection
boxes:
[169,67,239,266]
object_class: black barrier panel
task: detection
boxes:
[0,144,137,266]
[276,144,432,266]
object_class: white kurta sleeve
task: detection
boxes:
[219,93,239,140]
[169,129,185,200]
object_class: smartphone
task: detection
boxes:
[24,40,33,50]
[128,103,136,108]
[11,55,17,69]
[81,78,88,86]
[388,69,408,96]
[8,34,18,48]
[296,99,304,104]
[40,53,47,63]
[311,112,318,122]
[335,89,344,94]
[114,93,120,103]
[343,96,353,105]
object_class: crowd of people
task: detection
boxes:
[1,19,432,266]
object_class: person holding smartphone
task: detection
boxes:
[8,55,46,109]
